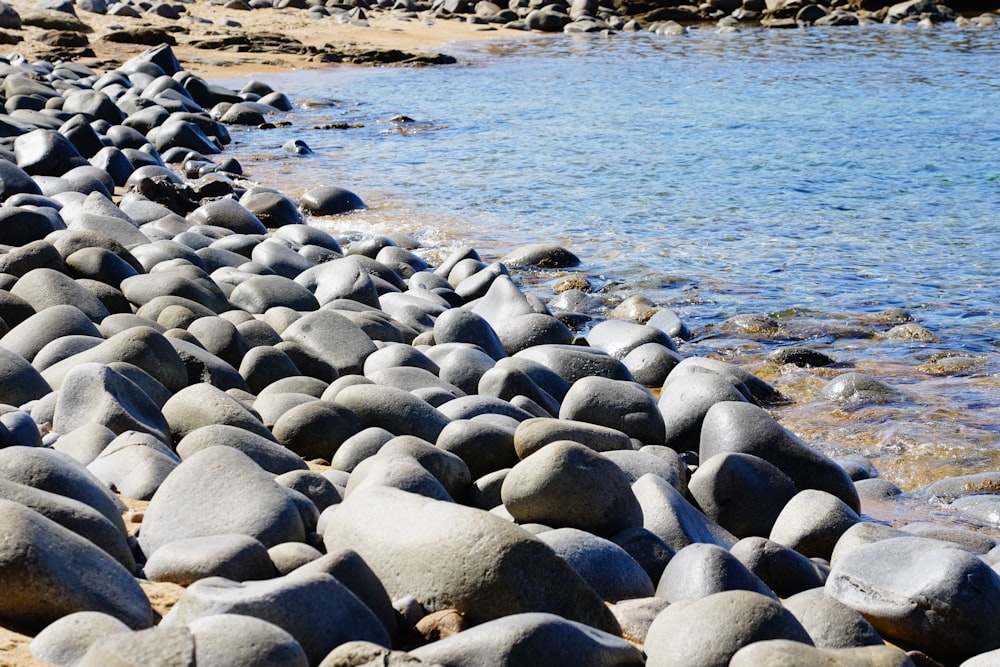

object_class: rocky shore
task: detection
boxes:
[0,23,999,667]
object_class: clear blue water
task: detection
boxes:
[218,24,1000,511]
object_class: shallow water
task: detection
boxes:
[216,23,1000,528]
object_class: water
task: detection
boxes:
[216,24,1000,527]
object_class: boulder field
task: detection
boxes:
[0,43,996,667]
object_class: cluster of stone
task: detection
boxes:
[0,42,998,667]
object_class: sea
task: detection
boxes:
[216,23,1000,527]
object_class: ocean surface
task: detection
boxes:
[217,24,1000,526]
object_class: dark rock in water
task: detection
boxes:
[768,345,835,367]
[854,477,903,500]
[729,537,828,599]
[769,489,861,560]
[14,128,89,176]
[688,452,798,539]
[827,536,1000,663]
[142,533,277,585]
[162,571,387,665]
[502,440,643,537]
[29,611,133,667]
[781,589,883,649]
[819,372,902,406]
[559,376,665,446]
[410,612,644,667]
[588,319,677,359]
[220,102,267,126]
[240,188,303,227]
[299,185,366,216]
[0,498,153,631]
[138,446,306,556]
[324,485,620,633]
[500,243,581,268]
[656,542,776,603]
[699,401,861,513]
[283,139,312,156]
[644,590,813,667]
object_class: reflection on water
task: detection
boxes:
[217,24,1000,531]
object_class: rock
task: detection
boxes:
[324,485,620,633]
[280,309,376,376]
[177,424,307,475]
[602,449,683,489]
[699,401,861,513]
[138,446,305,556]
[819,372,902,406]
[622,342,682,388]
[410,612,643,667]
[143,534,277,585]
[899,522,996,554]
[826,536,1000,662]
[435,419,518,481]
[644,590,813,667]
[559,376,665,446]
[855,477,903,499]
[271,400,362,461]
[52,362,171,442]
[161,382,274,442]
[333,383,450,442]
[345,452,454,503]
[0,499,153,631]
[656,542,776,602]
[300,185,366,215]
[514,344,633,385]
[513,416,633,458]
[729,536,828,599]
[646,308,691,341]
[319,641,430,667]
[658,369,748,452]
[0,345,52,406]
[11,267,109,322]
[536,527,654,602]
[491,313,574,355]
[85,430,179,501]
[729,640,914,667]
[230,274,319,313]
[433,308,507,361]
[768,346,835,367]
[121,268,230,314]
[187,614,308,667]
[782,589,883,649]
[633,473,736,551]
[14,128,88,176]
[77,626,195,667]
[275,470,341,513]
[688,452,799,538]
[0,304,99,362]
[769,489,861,560]
[295,257,379,308]
[375,435,471,501]
[587,319,676,359]
[501,440,643,537]
[30,611,132,667]
[268,542,323,575]
[499,243,581,268]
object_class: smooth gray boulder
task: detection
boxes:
[295,257,380,308]
[492,312,574,355]
[819,372,902,406]
[345,452,454,503]
[187,614,309,667]
[514,344,634,385]
[323,485,620,633]
[76,624,196,667]
[587,319,676,359]
[0,303,100,361]
[513,417,633,459]
[330,427,395,473]
[280,309,376,376]
[410,612,643,667]
[729,640,914,667]
[536,527,654,602]
[436,419,518,480]
[333,383,450,442]
[730,537,829,599]
[644,590,813,667]
[782,589,883,649]
[85,430,179,501]
[559,376,665,446]
[163,572,388,665]
[10,268,109,321]
[688,452,799,539]
[656,542,776,603]
[658,370,748,453]
[826,536,1000,663]
[161,382,274,443]
[229,274,319,313]
[501,440,643,537]
[30,611,132,667]
[52,362,171,443]
[433,308,507,361]
[769,489,861,560]
[0,345,51,406]
[299,185,366,216]
[633,473,736,552]
[176,424,307,475]
[138,446,306,556]
[143,534,277,585]
[0,499,153,631]
[699,401,861,513]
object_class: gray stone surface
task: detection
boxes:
[632,473,736,552]
[176,424,307,475]
[161,382,274,443]
[85,430,179,501]
[323,485,620,633]
[138,446,306,556]
[143,533,277,585]
[333,383,450,443]
[513,417,633,459]
[187,613,309,667]
[536,527,654,602]
[769,489,861,560]
[559,376,665,446]
[30,611,132,667]
[782,589,884,649]
[501,440,643,537]
[729,537,829,599]
[76,626,195,667]
[729,640,914,667]
[656,542,776,603]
